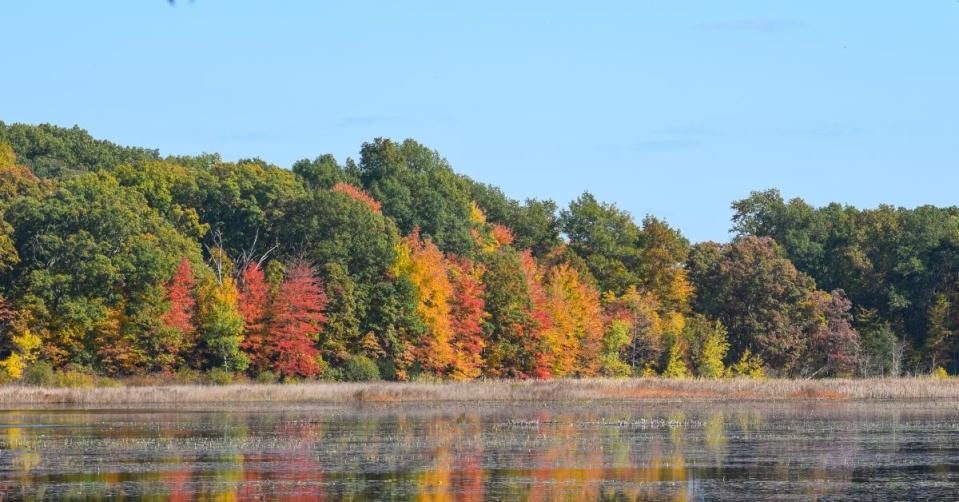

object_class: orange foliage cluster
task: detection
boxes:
[395,230,492,379]
[393,228,611,380]
[332,182,381,213]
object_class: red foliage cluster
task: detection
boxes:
[238,264,271,372]
[448,258,487,379]
[270,262,328,377]
[162,259,196,336]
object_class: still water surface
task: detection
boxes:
[1,401,958,500]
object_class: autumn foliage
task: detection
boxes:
[269,262,328,378]
[447,258,487,379]
[332,182,381,214]
[238,264,271,372]
[0,127,902,383]
[395,230,455,374]
[162,259,196,338]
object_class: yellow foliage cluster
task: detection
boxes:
[542,263,604,377]
[728,349,766,379]
[1,328,41,381]
[394,231,455,375]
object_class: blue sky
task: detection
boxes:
[2,1,957,242]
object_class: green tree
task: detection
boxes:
[317,262,362,364]
[0,121,159,178]
[5,172,200,370]
[358,138,477,255]
[560,192,644,294]
[292,154,359,189]
[467,180,561,256]
[732,189,959,373]
[855,308,902,377]
[479,247,538,378]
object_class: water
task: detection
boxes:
[1,401,958,500]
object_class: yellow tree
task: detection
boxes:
[394,229,455,375]
[542,262,604,377]
[194,249,247,372]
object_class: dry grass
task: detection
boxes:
[2,377,959,405]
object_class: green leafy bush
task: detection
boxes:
[207,368,235,385]
[22,361,55,387]
[341,355,381,382]
[255,370,278,384]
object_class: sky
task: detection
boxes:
[2,1,957,243]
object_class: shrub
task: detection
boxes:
[173,367,205,384]
[411,372,442,383]
[320,367,343,382]
[933,366,949,379]
[207,368,235,385]
[255,370,278,384]
[94,376,122,388]
[341,355,381,382]
[378,360,398,381]
[22,361,55,387]
[52,369,96,388]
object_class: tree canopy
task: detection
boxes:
[0,122,951,381]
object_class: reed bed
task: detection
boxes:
[1,377,958,405]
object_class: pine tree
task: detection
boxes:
[318,262,362,364]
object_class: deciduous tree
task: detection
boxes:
[270,262,327,378]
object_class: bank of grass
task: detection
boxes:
[1,377,958,405]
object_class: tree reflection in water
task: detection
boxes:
[0,401,956,500]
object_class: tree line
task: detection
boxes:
[0,122,951,382]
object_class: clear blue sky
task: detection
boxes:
[2,1,957,242]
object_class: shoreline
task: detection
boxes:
[1,378,957,405]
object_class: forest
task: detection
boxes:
[0,121,954,384]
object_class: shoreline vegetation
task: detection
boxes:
[1,123,959,387]
[2,378,959,405]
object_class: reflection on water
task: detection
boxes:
[1,401,958,500]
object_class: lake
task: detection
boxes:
[1,401,957,500]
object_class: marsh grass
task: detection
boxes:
[2,377,959,405]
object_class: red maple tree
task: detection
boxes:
[270,262,328,377]
[448,258,487,379]
[238,263,272,372]
[162,258,196,336]
[519,251,553,379]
